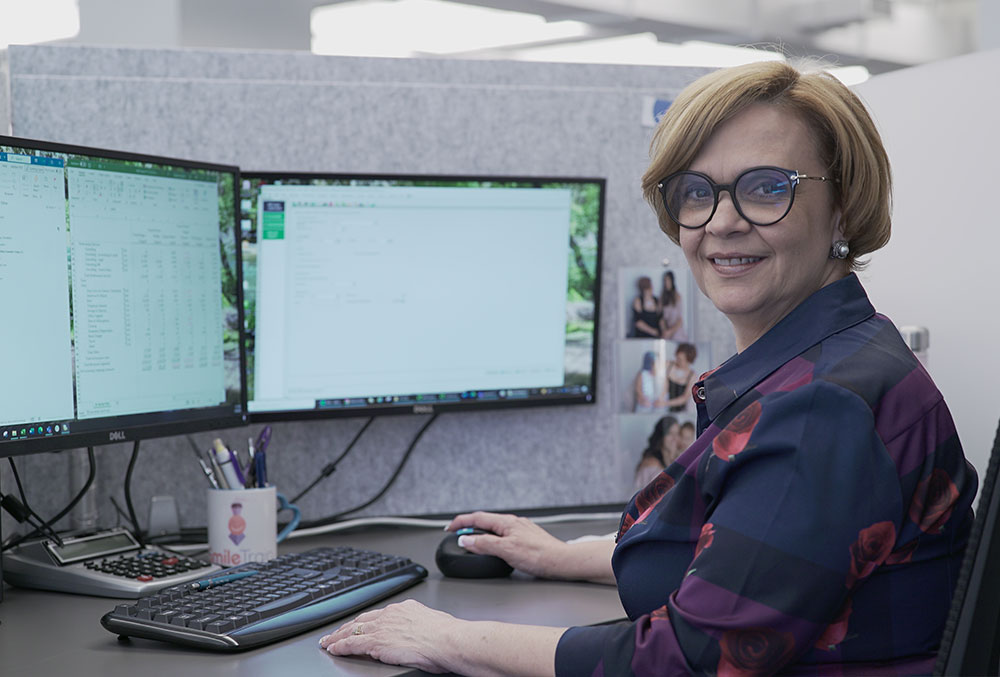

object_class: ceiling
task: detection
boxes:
[45,0,990,76]
[377,0,984,74]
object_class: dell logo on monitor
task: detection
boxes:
[109,431,127,442]
[412,404,434,415]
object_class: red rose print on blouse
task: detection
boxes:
[694,522,716,560]
[815,597,853,651]
[717,627,796,677]
[713,401,763,461]
[618,473,675,540]
[846,521,896,587]
[908,468,959,534]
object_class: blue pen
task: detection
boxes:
[255,446,268,488]
[189,570,258,590]
[255,426,271,488]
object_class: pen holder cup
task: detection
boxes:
[206,486,300,568]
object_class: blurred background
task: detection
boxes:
[2,0,997,86]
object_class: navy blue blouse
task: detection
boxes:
[556,274,977,676]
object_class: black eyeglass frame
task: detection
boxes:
[657,165,836,230]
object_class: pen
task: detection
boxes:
[186,435,219,488]
[255,425,272,457]
[255,426,271,488]
[207,449,230,489]
[189,570,258,591]
[229,446,247,486]
[211,439,243,489]
[245,437,257,488]
[255,446,267,487]
[197,456,220,489]
[227,445,247,487]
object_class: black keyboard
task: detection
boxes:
[100,545,428,651]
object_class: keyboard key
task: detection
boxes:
[153,610,179,623]
[252,591,309,618]
[287,567,322,578]
[205,619,235,634]
[170,613,197,626]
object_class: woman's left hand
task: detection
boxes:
[319,599,459,673]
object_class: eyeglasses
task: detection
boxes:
[657,166,835,229]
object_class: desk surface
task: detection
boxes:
[0,518,625,676]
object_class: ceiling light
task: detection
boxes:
[312,0,590,57]
[0,0,79,49]
[507,34,785,67]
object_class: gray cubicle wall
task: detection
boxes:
[0,45,732,535]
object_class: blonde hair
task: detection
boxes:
[641,61,891,270]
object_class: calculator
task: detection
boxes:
[2,527,222,598]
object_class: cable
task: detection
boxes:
[1,447,96,552]
[0,486,63,545]
[159,511,624,554]
[109,495,129,526]
[123,439,144,545]
[290,417,374,504]
[303,413,438,527]
[7,457,32,508]
[4,458,63,544]
[289,511,624,539]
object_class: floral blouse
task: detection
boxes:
[556,274,977,676]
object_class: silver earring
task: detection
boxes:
[829,240,849,260]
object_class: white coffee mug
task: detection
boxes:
[206,486,298,568]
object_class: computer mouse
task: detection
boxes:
[435,527,514,579]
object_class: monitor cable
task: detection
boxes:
[290,417,374,505]
[2,458,65,547]
[1,447,95,552]
[123,439,145,545]
[301,413,439,527]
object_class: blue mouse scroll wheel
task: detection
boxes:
[456,528,476,536]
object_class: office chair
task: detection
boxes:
[934,416,1000,676]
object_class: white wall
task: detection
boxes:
[854,48,1000,482]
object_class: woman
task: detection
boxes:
[632,350,664,413]
[664,342,698,413]
[320,61,976,676]
[633,415,682,490]
[678,420,695,451]
[659,270,688,341]
[630,275,661,338]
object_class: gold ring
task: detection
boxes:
[352,624,364,636]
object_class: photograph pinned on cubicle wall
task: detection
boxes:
[620,266,694,341]
[619,412,697,497]
[616,338,711,415]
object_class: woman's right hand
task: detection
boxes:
[446,512,617,584]
[446,511,572,580]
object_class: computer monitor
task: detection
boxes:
[240,173,604,420]
[0,136,246,458]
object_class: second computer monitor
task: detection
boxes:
[240,173,604,420]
